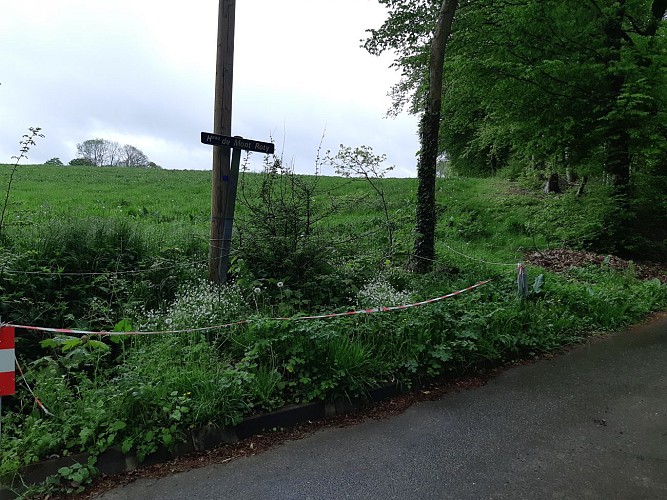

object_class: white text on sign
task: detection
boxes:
[201,132,275,155]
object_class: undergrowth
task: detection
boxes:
[0,167,665,495]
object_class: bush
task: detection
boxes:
[235,162,351,306]
[69,158,95,166]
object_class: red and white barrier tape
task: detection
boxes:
[1,280,491,337]
[285,280,491,320]
[14,359,53,416]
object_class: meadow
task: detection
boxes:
[0,163,665,494]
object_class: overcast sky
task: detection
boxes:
[0,0,420,176]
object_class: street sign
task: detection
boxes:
[202,129,275,283]
[0,326,15,396]
[201,132,275,155]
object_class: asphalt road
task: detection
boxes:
[98,315,667,500]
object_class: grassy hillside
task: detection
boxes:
[0,164,591,259]
[1,165,214,225]
[0,164,664,494]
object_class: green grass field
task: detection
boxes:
[1,163,664,494]
[0,164,550,259]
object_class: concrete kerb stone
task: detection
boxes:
[0,382,407,498]
[236,402,325,439]
[1,451,92,500]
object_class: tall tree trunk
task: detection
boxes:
[601,0,666,250]
[412,0,458,273]
[601,0,638,251]
[603,0,630,193]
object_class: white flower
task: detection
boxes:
[357,275,412,308]
[135,276,248,330]
[253,287,262,294]
[277,281,284,288]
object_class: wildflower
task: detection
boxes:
[134,276,247,330]
[253,287,262,294]
[277,281,284,289]
[357,275,412,308]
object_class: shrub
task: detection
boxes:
[68,158,94,166]
[235,160,349,306]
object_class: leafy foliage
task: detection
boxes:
[365,0,667,251]
[68,157,95,166]
[325,144,397,257]
[0,166,665,494]
[235,156,354,306]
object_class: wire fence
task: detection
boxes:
[1,280,492,338]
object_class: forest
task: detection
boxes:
[366,0,667,262]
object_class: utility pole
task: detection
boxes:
[209,0,236,283]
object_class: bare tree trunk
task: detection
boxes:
[576,175,589,197]
[543,173,561,194]
[412,0,458,273]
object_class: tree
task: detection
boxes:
[74,139,153,168]
[367,0,667,255]
[438,0,667,243]
[120,144,149,167]
[106,141,122,167]
[326,144,396,257]
[412,0,458,272]
[44,157,63,166]
[366,0,458,272]
[76,139,108,167]
[78,139,103,166]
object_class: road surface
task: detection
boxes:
[98,315,667,499]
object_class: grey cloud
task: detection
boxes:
[1,1,419,175]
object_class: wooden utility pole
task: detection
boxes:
[209,0,236,283]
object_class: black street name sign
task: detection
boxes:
[201,132,275,155]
